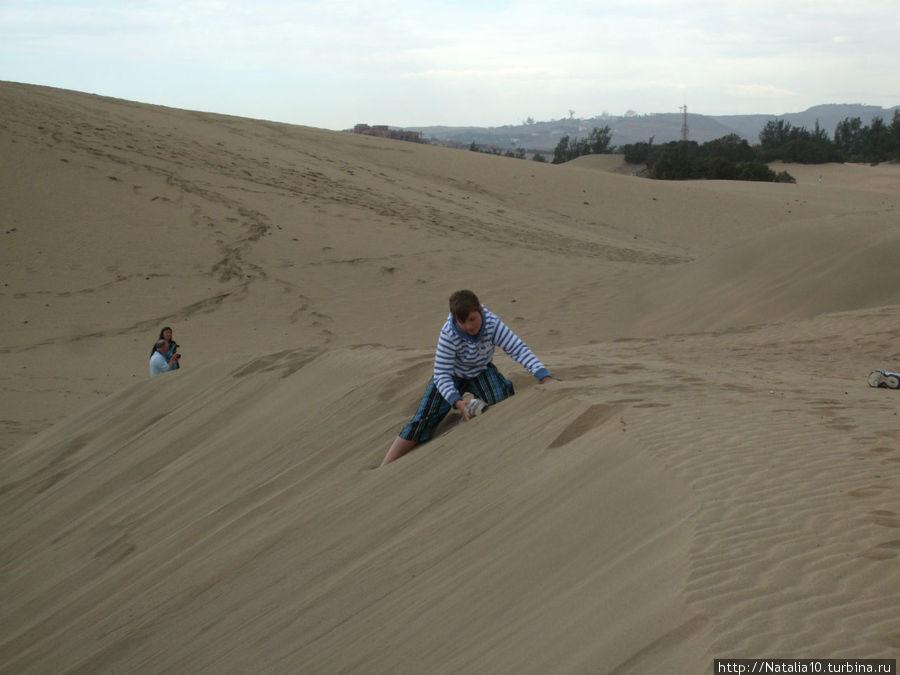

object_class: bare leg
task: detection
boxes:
[381,436,417,467]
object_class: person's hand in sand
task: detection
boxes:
[455,399,472,421]
[381,289,553,466]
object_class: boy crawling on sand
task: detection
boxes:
[381,289,553,466]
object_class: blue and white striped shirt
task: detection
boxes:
[434,307,550,406]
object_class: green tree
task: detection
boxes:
[623,137,654,164]
[891,110,900,156]
[702,156,738,179]
[863,116,892,163]
[833,115,900,163]
[587,125,614,154]
[644,137,795,183]
[811,120,829,143]
[735,161,778,182]
[552,126,615,163]
[780,139,831,163]
[759,119,793,149]
[552,135,571,164]
[701,133,755,163]
[650,142,697,179]
[756,119,839,164]
[834,117,863,158]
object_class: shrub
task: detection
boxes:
[623,139,654,164]
[552,126,616,163]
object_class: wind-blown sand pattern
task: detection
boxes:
[1,82,898,673]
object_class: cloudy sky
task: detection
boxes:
[1,0,898,130]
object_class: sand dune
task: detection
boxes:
[1,348,702,672]
[1,82,899,673]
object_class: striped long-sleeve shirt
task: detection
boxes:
[433,307,550,406]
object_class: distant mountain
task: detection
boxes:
[404,104,900,152]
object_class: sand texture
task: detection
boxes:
[1,82,899,673]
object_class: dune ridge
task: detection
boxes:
[2,82,899,672]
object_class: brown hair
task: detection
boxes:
[449,289,481,322]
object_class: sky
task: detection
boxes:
[1,0,898,130]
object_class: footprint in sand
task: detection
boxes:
[547,403,620,449]
[870,510,900,528]
[860,540,900,560]
[847,484,890,498]
[613,363,646,375]
[232,349,317,379]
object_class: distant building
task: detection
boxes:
[352,124,423,143]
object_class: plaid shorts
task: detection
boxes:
[399,363,515,443]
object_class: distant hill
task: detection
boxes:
[404,104,900,152]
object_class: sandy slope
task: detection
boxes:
[1,82,899,673]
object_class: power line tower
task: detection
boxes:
[680,105,689,141]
